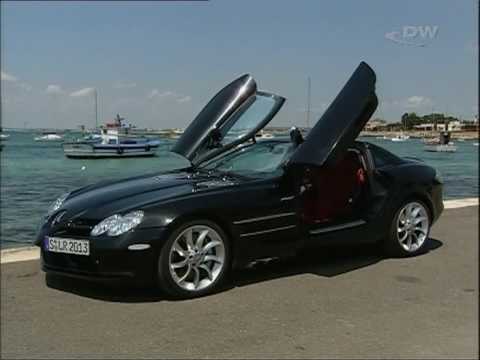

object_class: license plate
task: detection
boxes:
[44,237,90,256]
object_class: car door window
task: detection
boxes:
[197,93,281,163]
[221,95,277,143]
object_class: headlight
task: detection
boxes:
[46,192,70,217]
[91,210,144,237]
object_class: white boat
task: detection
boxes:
[391,133,410,142]
[424,144,457,152]
[255,130,274,140]
[167,128,185,139]
[63,114,160,158]
[423,131,456,152]
[473,142,479,147]
[34,132,64,142]
[0,133,10,140]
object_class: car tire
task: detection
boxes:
[157,219,231,299]
[383,199,431,257]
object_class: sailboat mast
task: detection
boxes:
[306,76,311,129]
[94,89,98,129]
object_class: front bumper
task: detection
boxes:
[37,227,168,282]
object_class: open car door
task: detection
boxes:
[290,62,379,243]
[290,62,378,168]
[172,74,285,167]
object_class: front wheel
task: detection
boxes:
[383,200,431,257]
[157,220,230,298]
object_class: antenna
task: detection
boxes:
[306,76,311,129]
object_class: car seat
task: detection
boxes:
[302,151,366,224]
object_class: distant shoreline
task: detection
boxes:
[360,130,479,140]
[2,127,479,140]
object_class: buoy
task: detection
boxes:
[81,166,86,171]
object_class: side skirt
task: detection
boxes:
[309,219,366,235]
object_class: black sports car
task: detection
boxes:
[35,62,443,298]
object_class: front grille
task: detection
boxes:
[52,218,96,237]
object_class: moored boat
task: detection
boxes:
[34,132,64,142]
[391,133,410,142]
[424,131,457,152]
[62,114,160,158]
[255,129,274,140]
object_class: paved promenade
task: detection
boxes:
[1,205,478,359]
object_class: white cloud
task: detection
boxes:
[1,71,32,91]
[113,82,137,89]
[1,71,17,82]
[45,84,64,95]
[148,89,175,100]
[70,87,95,97]
[384,96,433,109]
[405,96,433,108]
[177,95,191,103]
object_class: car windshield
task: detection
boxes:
[201,141,293,177]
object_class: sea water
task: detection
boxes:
[0,131,477,248]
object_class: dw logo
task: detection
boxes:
[385,25,439,47]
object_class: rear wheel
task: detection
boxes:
[384,200,431,257]
[157,220,230,298]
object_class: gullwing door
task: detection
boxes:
[172,74,285,167]
[290,62,378,168]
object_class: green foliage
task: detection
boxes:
[398,112,460,130]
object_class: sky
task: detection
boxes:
[1,0,478,130]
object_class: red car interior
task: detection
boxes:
[302,150,367,224]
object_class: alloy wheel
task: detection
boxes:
[168,225,226,292]
[396,202,429,252]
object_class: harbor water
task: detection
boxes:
[0,131,478,248]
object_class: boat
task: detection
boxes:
[77,132,102,143]
[166,128,184,139]
[62,114,161,158]
[424,131,457,152]
[473,142,479,147]
[423,137,438,145]
[0,133,9,140]
[423,137,454,146]
[34,132,64,142]
[391,133,410,142]
[255,130,274,140]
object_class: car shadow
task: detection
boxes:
[45,238,443,303]
[230,238,443,288]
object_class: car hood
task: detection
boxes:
[57,171,236,222]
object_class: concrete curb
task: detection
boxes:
[1,246,40,264]
[443,197,478,209]
[1,198,478,264]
